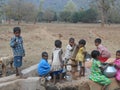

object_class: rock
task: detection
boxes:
[19,77,45,90]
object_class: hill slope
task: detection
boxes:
[28,0,92,11]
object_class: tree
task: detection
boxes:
[42,9,55,22]
[93,0,116,27]
[0,0,6,23]
[64,0,77,13]
[59,11,72,22]
[21,2,38,24]
[4,0,38,24]
[37,0,44,22]
[107,1,120,23]
[71,12,79,23]
[82,8,98,23]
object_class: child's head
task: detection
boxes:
[42,52,48,60]
[91,50,100,59]
[95,38,101,46]
[69,37,75,46]
[78,39,86,47]
[116,50,120,59]
[55,40,62,48]
[13,27,21,37]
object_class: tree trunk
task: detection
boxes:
[100,0,105,27]
[8,19,11,24]
[101,8,105,27]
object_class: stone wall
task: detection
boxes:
[0,63,120,90]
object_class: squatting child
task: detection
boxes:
[37,52,51,77]
[89,50,111,90]
[95,38,111,62]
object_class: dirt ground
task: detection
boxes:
[0,23,120,69]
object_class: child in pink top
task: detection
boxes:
[114,50,120,81]
[95,38,111,62]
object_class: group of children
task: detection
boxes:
[9,27,120,89]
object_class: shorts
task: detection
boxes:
[52,69,63,75]
[14,56,22,67]
[78,61,85,67]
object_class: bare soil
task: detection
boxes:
[0,23,120,69]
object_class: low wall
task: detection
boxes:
[0,77,45,90]
[0,61,120,90]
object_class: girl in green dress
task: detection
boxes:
[89,50,111,90]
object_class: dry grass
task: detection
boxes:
[0,23,120,69]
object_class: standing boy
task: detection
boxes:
[10,27,25,76]
[64,38,76,68]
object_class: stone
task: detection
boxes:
[21,64,38,78]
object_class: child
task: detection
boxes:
[95,38,111,63]
[10,27,25,76]
[37,52,51,77]
[89,50,111,90]
[51,40,63,84]
[64,37,76,69]
[75,39,86,77]
[114,50,120,82]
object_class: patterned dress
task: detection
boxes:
[114,59,120,81]
[89,59,111,85]
[51,48,63,71]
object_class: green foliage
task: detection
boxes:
[64,0,77,12]
[71,12,79,23]
[81,8,98,23]
[42,9,56,22]
[0,0,5,21]
[58,8,98,23]
[59,11,72,22]
[4,0,38,23]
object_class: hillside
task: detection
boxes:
[28,0,92,11]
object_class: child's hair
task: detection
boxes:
[95,38,101,44]
[91,50,100,59]
[116,50,120,54]
[13,27,21,33]
[79,39,86,45]
[42,52,48,57]
[55,40,62,48]
[69,37,74,42]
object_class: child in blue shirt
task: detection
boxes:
[38,52,51,77]
[10,27,25,76]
